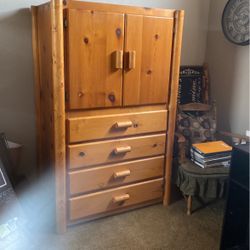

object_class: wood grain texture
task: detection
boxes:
[32,0,67,233]
[32,4,53,175]
[33,0,184,231]
[66,0,175,18]
[31,6,42,176]
[69,178,163,221]
[68,199,162,225]
[66,9,124,109]
[51,0,66,233]
[66,105,167,118]
[69,156,164,195]
[67,110,167,142]
[123,14,174,105]
[163,10,184,206]
[67,134,166,169]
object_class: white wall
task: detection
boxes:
[206,0,249,134]
[0,0,210,176]
[0,0,44,177]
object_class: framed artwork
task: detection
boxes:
[0,133,16,208]
[0,133,14,185]
[0,133,27,247]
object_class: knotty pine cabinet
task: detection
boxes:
[32,0,184,233]
[66,9,174,109]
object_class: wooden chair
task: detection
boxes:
[175,103,249,215]
[175,64,250,214]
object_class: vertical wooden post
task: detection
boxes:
[50,0,66,233]
[31,6,42,176]
[163,10,184,206]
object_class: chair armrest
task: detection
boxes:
[218,131,250,144]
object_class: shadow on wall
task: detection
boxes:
[208,31,249,134]
[206,30,235,133]
[207,30,249,134]
[206,12,249,134]
[0,8,37,178]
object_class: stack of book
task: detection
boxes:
[191,141,232,168]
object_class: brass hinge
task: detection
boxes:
[65,92,69,102]
[63,18,68,28]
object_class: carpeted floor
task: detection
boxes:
[30,199,225,250]
[4,175,225,250]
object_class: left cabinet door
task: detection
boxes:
[66,10,124,109]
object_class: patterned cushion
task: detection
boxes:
[176,111,216,145]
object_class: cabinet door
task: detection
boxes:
[67,10,124,109]
[123,14,174,106]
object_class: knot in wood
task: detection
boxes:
[115,28,122,38]
[78,91,84,97]
[108,93,116,103]
[83,37,89,44]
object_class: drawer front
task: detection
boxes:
[67,134,166,169]
[69,178,163,221]
[67,110,167,143]
[69,156,164,195]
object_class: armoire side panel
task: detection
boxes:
[32,1,67,233]
[123,14,174,106]
[66,9,124,109]
[32,4,53,173]
[163,11,184,206]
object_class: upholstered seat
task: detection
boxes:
[176,160,229,199]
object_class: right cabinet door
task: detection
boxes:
[123,14,174,106]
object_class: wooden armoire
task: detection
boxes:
[31,0,184,233]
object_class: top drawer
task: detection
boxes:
[67,110,167,143]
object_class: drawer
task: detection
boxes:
[67,110,167,143]
[69,178,163,221]
[69,156,164,195]
[67,134,166,169]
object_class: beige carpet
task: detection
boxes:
[28,199,224,250]
[6,175,225,250]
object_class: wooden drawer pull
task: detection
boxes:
[112,194,130,203]
[113,50,123,69]
[128,51,136,69]
[115,121,133,129]
[114,146,131,155]
[113,169,131,179]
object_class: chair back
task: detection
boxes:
[176,65,217,154]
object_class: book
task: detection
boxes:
[190,148,231,161]
[192,141,232,155]
[191,159,231,168]
[191,156,231,165]
[190,141,232,168]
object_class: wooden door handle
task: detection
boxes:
[113,169,131,179]
[128,51,136,69]
[113,50,123,69]
[112,194,130,203]
[115,121,133,129]
[114,146,131,155]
